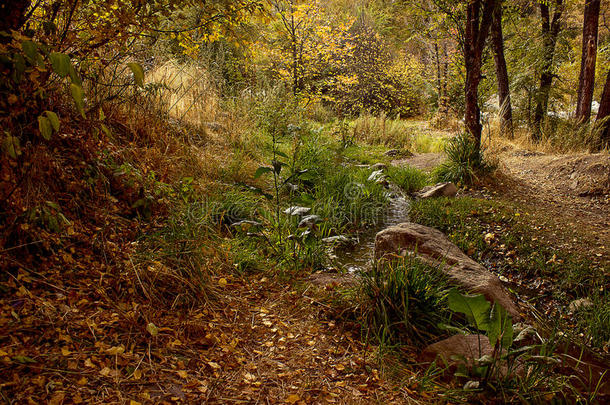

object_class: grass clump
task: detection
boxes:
[352,113,413,150]
[434,132,494,185]
[359,258,452,346]
[573,290,610,349]
[311,166,389,229]
[386,165,429,193]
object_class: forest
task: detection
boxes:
[0,0,609,403]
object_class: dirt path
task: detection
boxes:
[395,147,610,261]
[391,153,444,172]
[494,150,610,260]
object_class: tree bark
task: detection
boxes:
[490,1,513,137]
[533,0,564,139]
[575,0,600,123]
[595,69,610,149]
[464,0,496,152]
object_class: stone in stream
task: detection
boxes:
[284,206,311,216]
[322,235,357,247]
[298,215,322,228]
[416,182,458,198]
[367,170,389,186]
[375,222,520,319]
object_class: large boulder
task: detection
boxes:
[421,334,492,366]
[375,222,520,319]
[416,182,458,198]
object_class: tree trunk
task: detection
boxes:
[441,43,449,115]
[490,1,513,137]
[533,0,564,139]
[575,0,600,123]
[0,0,30,37]
[464,0,496,152]
[595,69,610,149]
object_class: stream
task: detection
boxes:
[331,183,412,273]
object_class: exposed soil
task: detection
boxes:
[493,149,610,260]
[391,153,444,172]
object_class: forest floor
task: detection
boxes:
[2,119,609,404]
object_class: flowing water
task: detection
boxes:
[332,184,412,273]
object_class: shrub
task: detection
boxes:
[434,132,494,185]
[360,258,452,345]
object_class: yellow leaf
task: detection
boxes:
[130,401,142,405]
[147,322,159,336]
[77,377,88,385]
[286,394,300,404]
[100,367,111,376]
[133,369,142,380]
[218,278,227,287]
[105,345,125,356]
[208,361,221,370]
[177,370,188,379]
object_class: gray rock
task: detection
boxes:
[322,235,357,246]
[416,182,458,198]
[284,206,311,216]
[422,334,524,378]
[568,298,593,312]
[367,170,388,186]
[375,222,520,319]
[421,334,493,367]
[230,220,262,229]
[370,163,388,171]
[298,215,322,228]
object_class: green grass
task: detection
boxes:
[433,132,494,185]
[339,143,393,165]
[386,165,429,193]
[352,113,414,150]
[359,257,453,346]
[413,132,447,153]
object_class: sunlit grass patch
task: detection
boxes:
[386,165,429,194]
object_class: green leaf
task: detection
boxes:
[254,166,273,179]
[68,63,82,86]
[45,111,60,132]
[127,62,145,87]
[70,83,85,117]
[488,303,513,348]
[49,52,71,78]
[2,132,21,159]
[12,355,36,364]
[38,116,52,140]
[275,150,289,159]
[146,322,159,336]
[21,41,41,65]
[448,289,491,332]
[100,124,112,137]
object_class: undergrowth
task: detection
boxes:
[409,196,609,350]
[434,132,495,185]
[358,258,452,346]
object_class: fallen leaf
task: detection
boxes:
[286,394,300,404]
